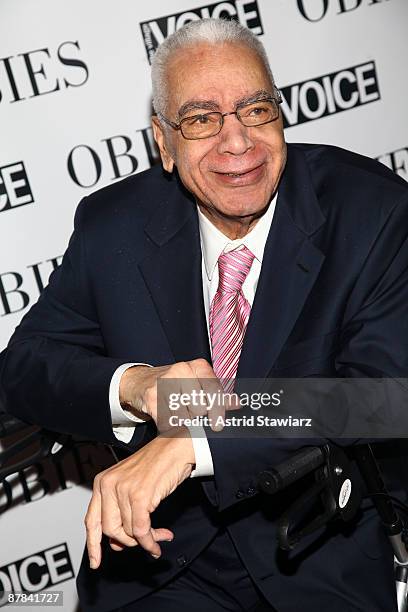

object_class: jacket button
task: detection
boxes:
[235,489,245,499]
[176,555,188,567]
[246,486,257,496]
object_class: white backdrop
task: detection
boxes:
[1,0,407,609]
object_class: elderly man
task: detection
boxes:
[1,17,408,612]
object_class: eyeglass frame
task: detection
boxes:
[156,90,283,140]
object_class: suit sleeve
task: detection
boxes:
[0,198,154,451]
[204,194,408,511]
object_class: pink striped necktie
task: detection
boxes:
[209,245,255,392]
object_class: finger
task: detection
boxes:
[181,376,207,417]
[85,484,103,569]
[190,360,240,414]
[109,538,127,551]
[199,376,228,431]
[190,358,216,380]
[131,506,162,558]
[180,360,216,420]
[118,485,137,540]
[100,480,139,548]
[227,393,241,411]
[119,485,174,544]
[151,527,174,541]
[109,527,174,552]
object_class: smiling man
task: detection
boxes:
[152,40,286,236]
[1,18,408,612]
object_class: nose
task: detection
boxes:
[217,113,254,156]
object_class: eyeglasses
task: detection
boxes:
[157,92,282,140]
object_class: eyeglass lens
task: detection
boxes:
[180,99,279,139]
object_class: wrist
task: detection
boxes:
[119,365,150,411]
[165,426,196,469]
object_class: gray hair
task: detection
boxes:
[151,18,276,119]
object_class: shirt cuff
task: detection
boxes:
[186,425,214,478]
[110,363,152,443]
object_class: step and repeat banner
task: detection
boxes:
[1,0,407,609]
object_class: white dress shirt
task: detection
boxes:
[109,194,277,476]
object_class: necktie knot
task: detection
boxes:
[217,245,255,293]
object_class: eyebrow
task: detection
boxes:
[234,89,272,107]
[178,100,220,118]
[177,89,273,119]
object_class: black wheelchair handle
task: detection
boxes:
[258,446,326,495]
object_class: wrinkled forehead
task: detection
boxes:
[165,42,273,116]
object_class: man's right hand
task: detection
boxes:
[119,358,238,432]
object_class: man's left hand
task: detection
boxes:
[85,426,195,569]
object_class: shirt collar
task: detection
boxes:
[198,193,277,280]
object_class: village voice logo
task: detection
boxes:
[140,0,263,63]
[0,543,74,602]
[0,162,34,213]
[280,61,380,128]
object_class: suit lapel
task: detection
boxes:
[237,145,326,381]
[138,173,211,364]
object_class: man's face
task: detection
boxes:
[153,42,287,232]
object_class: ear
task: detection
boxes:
[152,116,175,173]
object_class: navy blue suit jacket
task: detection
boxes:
[2,143,408,611]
